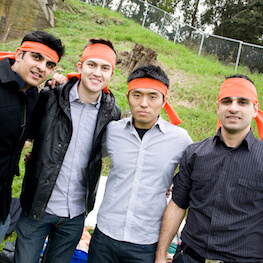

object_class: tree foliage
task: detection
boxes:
[201,0,263,45]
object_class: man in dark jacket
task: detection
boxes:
[0,31,65,243]
[14,38,121,263]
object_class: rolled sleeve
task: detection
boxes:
[172,147,192,209]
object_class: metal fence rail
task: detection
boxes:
[79,0,263,73]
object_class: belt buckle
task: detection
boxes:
[205,260,224,263]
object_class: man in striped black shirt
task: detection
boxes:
[155,74,263,263]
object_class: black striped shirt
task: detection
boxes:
[173,129,263,262]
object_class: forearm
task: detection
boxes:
[155,200,186,263]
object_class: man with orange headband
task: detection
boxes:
[13,38,121,263]
[88,65,192,263]
[0,31,64,244]
[155,74,263,263]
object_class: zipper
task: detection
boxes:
[18,104,27,142]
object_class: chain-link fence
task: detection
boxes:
[79,0,263,73]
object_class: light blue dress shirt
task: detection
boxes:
[46,82,101,219]
[97,116,192,244]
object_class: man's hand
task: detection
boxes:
[166,187,172,198]
[47,73,67,89]
[24,151,32,165]
[154,256,167,263]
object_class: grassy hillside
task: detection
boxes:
[1,0,263,249]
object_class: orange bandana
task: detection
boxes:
[0,41,59,63]
[128,78,182,125]
[81,43,116,69]
[67,44,116,94]
[217,78,263,139]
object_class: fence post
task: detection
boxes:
[142,2,149,28]
[198,32,205,56]
[102,0,106,8]
[174,23,180,43]
[160,12,166,35]
[235,41,243,73]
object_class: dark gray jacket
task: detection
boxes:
[20,77,121,220]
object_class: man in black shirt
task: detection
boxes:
[155,74,263,263]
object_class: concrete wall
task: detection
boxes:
[0,0,56,42]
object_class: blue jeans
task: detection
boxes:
[88,227,158,263]
[0,214,10,243]
[172,245,201,263]
[13,212,85,263]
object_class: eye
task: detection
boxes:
[32,54,41,60]
[87,62,95,67]
[239,100,249,105]
[46,62,56,69]
[221,99,231,104]
[103,66,111,71]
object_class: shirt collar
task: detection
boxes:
[213,128,254,151]
[70,80,102,109]
[125,115,166,134]
[13,70,36,93]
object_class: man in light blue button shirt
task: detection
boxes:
[14,38,121,263]
[88,65,192,263]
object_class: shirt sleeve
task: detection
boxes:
[172,145,193,209]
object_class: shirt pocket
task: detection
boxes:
[237,178,263,209]
[191,169,212,204]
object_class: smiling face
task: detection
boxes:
[77,58,113,97]
[217,96,258,137]
[11,50,56,91]
[127,88,166,129]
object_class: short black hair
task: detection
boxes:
[84,38,117,58]
[127,64,169,89]
[21,31,65,61]
[225,74,254,85]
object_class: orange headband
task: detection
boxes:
[0,41,59,63]
[217,78,263,139]
[81,43,116,69]
[217,78,258,104]
[128,78,182,125]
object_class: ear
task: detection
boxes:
[15,48,23,62]
[216,101,220,117]
[77,62,82,73]
[253,103,259,118]
[162,96,168,108]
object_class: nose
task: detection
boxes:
[228,101,239,113]
[140,96,148,108]
[37,60,46,72]
[93,66,102,76]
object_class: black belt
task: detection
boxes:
[180,243,228,263]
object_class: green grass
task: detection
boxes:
[1,0,263,249]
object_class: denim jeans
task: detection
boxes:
[13,212,85,263]
[172,245,201,263]
[88,226,158,263]
[0,214,10,244]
